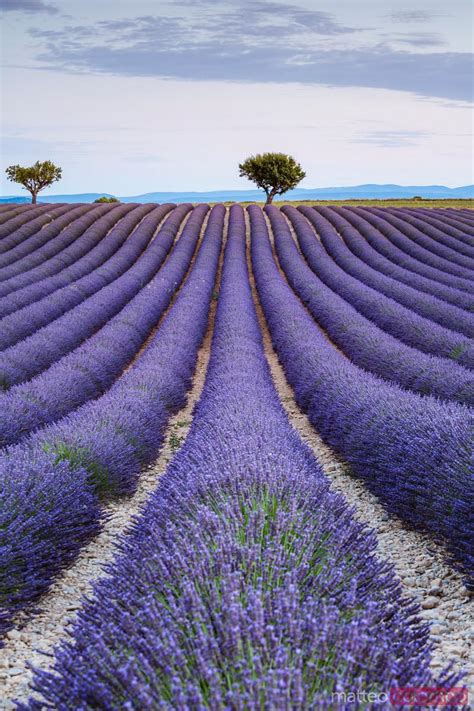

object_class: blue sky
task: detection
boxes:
[0,0,472,194]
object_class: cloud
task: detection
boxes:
[171,0,357,36]
[387,10,438,23]
[350,130,428,148]
[27,2,473,102]
[0,0,58,13]
[391,32,445,47]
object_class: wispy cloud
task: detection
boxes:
[387,10,439,23]
[0,0,58,13]
[351,130,428,148]
[391,32,445,48]
[170,0,358,37]
[23,0,473,102]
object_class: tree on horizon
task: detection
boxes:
[239,152,306,204]
[5,161,62,204]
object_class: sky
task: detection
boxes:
[0,0,472,195]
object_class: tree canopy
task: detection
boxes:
[94,196,120,203]
[5,161,62,204]
[239,152,306,204]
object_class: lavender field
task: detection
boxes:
[0,202,472,708]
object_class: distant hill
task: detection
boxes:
[1,184,473,204]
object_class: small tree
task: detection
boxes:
[5,160,62,204]
[239,152,306,204]
[94,196,119,203]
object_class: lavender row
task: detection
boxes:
[0,205,158,350]
[426,209,474,235]
[306,206,474,338]
[400,208,474,245]
[368,206,474,273]
[0,205,111,278]
[0,204,139,297]
[0,204,68,247]
[285,207,474,368]
[386,208,474,259]
[0,204,23,214]
[355,207,474,282]
[0,203,64,249]
[0,205,33,227]
[267,207,473,406]
[251,205,473,584]
[23,204,461,709]
[343,206,474,294]
[0,205,223,634]
[0,205,189,385]
[0,205,208,447]
[448,208,474,224]
[0,203,165,324]
[331,206,474,311]
[0,203,109,285]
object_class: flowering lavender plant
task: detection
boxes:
[0,203,103,285]
[23,205,464,709]
[0,204,73,252]
[0,205,208,446]
[308,206,474,338]
[0,205,223,635]
[368,207,474,272]
[393,208,474,253]
[286,207,473,367]
[0,206,192,386]
[266,206,473,406]
[326,207,473,311]
[344,207,473,292]
[250,205,473,584]
[0,204,174,347]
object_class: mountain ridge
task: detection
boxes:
[1,184,473,204]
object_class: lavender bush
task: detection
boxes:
[0,204,117,281]
[284,207,474,368]
[0,204,101,284]
[382,208,474,264]
[0,204,139,297]
[0,204,173,348]
[366,207,474,277]
[250,205,473,585]
[341,207,472,296]
[398,209,474,249]
[0,205,223,633]
[266,206,473,406]
[305,206,474,337]
[446,208,474,225]
[0,205,208,446]
[0,205,191,386]
[0,203,168,321]
[0,204,69,249]
[0,205,33,227]
[332,207,473,311]
[345,207,473,292]
[22,205,464,710]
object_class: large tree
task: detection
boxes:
[239,152,306,204]
[5,160,62,204]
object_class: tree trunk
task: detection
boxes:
[265,193,273,205]
[31,192,37,204]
